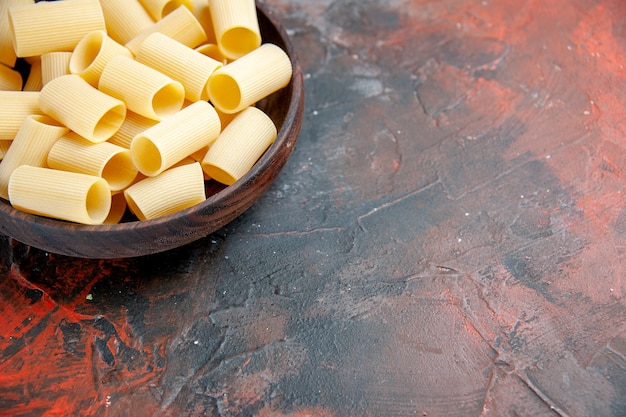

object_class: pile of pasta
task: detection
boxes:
[0,0,292,225]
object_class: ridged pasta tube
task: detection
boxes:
[8,165,111,225]
[207,43,292,114]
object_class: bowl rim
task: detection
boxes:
[0,1,305,258]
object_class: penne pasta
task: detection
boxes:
[202,106,276,185]
[138,0,194,21]
[47,133,138,192]
[0,140,12,161]
[70,30,133,87]
[40,74,127,143]
[0,114,69,200]
[41,52,73,86]
[22,56,42,91]
[125,5,207,55]
[207,43,292,114]
[0,0,34,67]
[98,55,184,121]
[0,63,22,91]
[208,0,261,60]
[8,0,106,58]
[0,91,42,140]
[135,32,223,102]
[99,0,154,45]
[108,110,157,149]
[124,162,206,220]
[130,100,220,176]
[8,165,111,225]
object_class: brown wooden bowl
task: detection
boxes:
[0,3,304,259]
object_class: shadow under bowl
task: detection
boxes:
[0,2,305,259]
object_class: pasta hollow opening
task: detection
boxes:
[208,73,241,112]
[85,179,112,224]
[202,164,236,186]
[221,27,261,58]
[102,151,137,191]
[131,135,163,176]
[162,1,186,17]
[95,103,126,142]
[70,30,104,73]
[152,83,185,118]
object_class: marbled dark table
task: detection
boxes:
[1,0,626,416]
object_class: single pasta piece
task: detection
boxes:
[99,55,184,121]
[125,5,207,55]
[47,132,138,192]
[0,0,32,67]
[138,0,194,21]
[108,110,157,149]
[8,0,106,58]
[104,191,128,224]
[40,74,126,143]
[192,0,217,44]
[136,32,223,102]
[0,140,12,160]
[8,165,111,225]
[202,106,276,185]
[41,52,73,85]
[208,0,261,60]
[0,114,69,200]
[130,100,220,176]
[22,56,41,91]
[0,63,22,91]
[70,30,133,87]
[0,91,42,140]
[99,0,154,45]
[124,162,206,220]
[195,43,228,65]
[207,43,292,114]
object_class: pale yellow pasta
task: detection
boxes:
[202,106,276,185]
[8,165,111,225]
[0,91,42,140]
[125,5,207,55]
[130,100,220,176]
[0,0,32,67]
[99,0,154,45]
[0,140,12,161]
[40,74,126,143]
[22,56,42,91]
[0,63,22,91]
[0,114,69,199]
[192,0,216,44]
[47,133,138,192]
[195,43,228,65]
[207,43,292,114]
[70,30,133,87]
[208,0,261,60]
[108,110,157,149]
[99,55,184,121]
[138,0,194,21]
[41,52,73,86]
[124,162,206,220]
[105,192,128,224]
[136,32,222,102]
[8,0,106,58]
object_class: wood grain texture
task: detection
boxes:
[0,3,304,258]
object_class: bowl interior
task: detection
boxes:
[0,3,304,258]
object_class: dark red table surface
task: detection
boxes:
[2,0,626,416]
